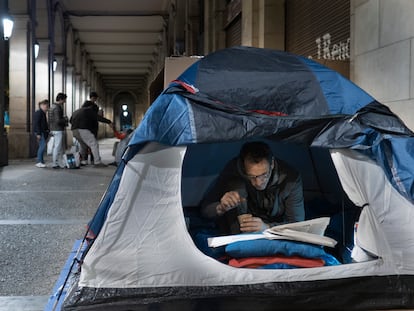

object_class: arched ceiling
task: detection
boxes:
[60,0,170,94]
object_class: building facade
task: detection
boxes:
[1,0,413,164]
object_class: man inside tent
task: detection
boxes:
[201,141,305,235]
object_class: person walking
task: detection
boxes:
[48,93,68,169]
[33,99,50,168]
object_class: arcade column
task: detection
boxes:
[34,38,51,102]
[0,2,13,166]
[65,65,75,147]
[8,14,32,159]
[0,32,8,166]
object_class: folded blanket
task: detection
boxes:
[229,255,326,268]
[225,239,327,259]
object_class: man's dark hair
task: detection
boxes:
[89,91,98,98]
[56,93,67,101]
[82,100,94,108]
[240,141,273,164]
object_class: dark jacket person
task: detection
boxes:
[33,99,50,167]
[201,141,305,235]
[70,100,112,167]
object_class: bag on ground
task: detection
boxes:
[63,152,81,169]
[47,136,54,155]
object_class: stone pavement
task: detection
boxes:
[0,138,118,311]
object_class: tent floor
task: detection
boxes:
[62,274,414,311]
[49,241,414,311]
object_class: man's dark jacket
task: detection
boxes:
[201,157,305,234]
[70,104,111,137]
[48,103,66,131]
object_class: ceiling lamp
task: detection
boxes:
[2,15,14,40]
[34,41,39,58]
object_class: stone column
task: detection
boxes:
[86,84,91,100]
[203,0,214,53]
[241,0,259,47]
[35,38,50,103]
[65,65,74,148]
[259,0,285,50]
[53,54,65,99]
[65,66,74,115]
[81,79,87,103]
[8,15,31,158]
[74,73,82,109]
[0,18,8,165]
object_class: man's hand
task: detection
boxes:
[36,135,41,142]
[216,191,242,215]
[239,216,269,232]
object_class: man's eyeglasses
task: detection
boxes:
[244,169,272,182]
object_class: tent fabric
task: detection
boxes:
[79,145,396,288]
[87,47,414,239]
[331,149,414,270]
[64,145,414,310]
[64,46,414,310]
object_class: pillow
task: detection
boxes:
[225,238,327,259]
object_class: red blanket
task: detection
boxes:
[229,255,325,268]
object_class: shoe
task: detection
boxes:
[80,160,87,166]
[52,165,61,169]
[93,162,107,168]
[35,162,46,168]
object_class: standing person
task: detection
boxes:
[89,91,110,129]
[88,91,112,164]
[33,99,50,168]
[48,93,68,169]
[201,141,305,235]
[70,100,112,167]
[69,107,89,166]
[89,91,98,104]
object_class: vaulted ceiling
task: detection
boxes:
[60,0,171,94]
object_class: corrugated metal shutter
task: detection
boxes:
[226,15,242,48]
[286,0,350,76]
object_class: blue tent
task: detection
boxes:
[64,47,414,310]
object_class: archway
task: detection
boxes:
[112,92,138,132]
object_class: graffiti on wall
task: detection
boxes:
[313,33,350,60]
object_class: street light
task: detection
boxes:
[53,58,57,71]
[2,15,13,40]
[34,40,39,59]
[0,9,13,166]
